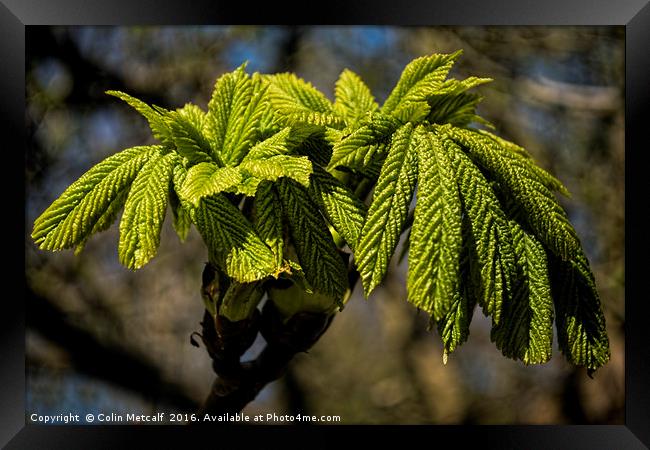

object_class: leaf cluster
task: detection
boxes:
[32,52,609,371]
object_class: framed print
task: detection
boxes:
[3,0,649,448]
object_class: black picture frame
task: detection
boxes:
[3,0,649,448]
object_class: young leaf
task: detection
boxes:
[32,145,161,251]
[381,51,461,114]
[277,178,348,300]
[265,72,335,116]
[550,250,610,373]
[392,101,431,124]
[427,93,484,127]
[193,194,278,283]
[74,188,129,255]
[307,165,367,252]
[491,220,554,364]
[334,69,379,126]
[447,126,580,260]
[443,134,515,325]
[436,214,476,358]
[166,105,215,165]
[106,91,172,144]
[407,129,463,321]
[244,127,293,161]
[253,181,284,268]
[239,155,312,188]
[438,289,476,360]
[328,113,400,172]
[178,162,242,207]
[207,65,268,165]
[477,130,570,196]
[356,123,418,295]
[118,152,177,269]
[169,164,192,242]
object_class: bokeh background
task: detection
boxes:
[25,26,624,424]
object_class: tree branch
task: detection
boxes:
[198,301,332,416]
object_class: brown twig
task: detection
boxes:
[198,301,332,416]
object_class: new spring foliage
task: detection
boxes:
[32,52,610,372]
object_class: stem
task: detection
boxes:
[198,301,333,416]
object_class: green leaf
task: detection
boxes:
[193,194,278,283]
[244,127,293,160]
[178,162,242,207]
[427,93,484,127]
[392,101,431,124]
[382,51,461,114]
[239,155,312,188]
[118,152,177,269]
[74,187,129,255]
[169,164,192,242]
[106,91,172,144]
[265,72,345,130]
[32,145,161,251]
[437,290,476,360]
[265,72,335,115]
[431,76,492,96]
[491,219,554,364]
[328,113,400,172]
[448,126,579,260]
[307,165,367,252]
[165,105,215,165]
[207,66,268,165]
[443,134,515,324]
[356,123,418,295]
[477,130,570,196]
[253,181,284,268]
[285,110,346,129]
[333,69,379,126]
[407,129,463,321]
[277,178,348,300]
[550,251,610,373]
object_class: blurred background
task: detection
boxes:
[25,26,624,424]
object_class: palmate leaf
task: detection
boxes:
[381,51,461,114]
[407,129,463,321]
[356,123,418,295]
[264,72,346,130]
[165,104,214,165]
[74,187,129,255]
[239,155,312,188]
[442,133,516,325]
[491,219,554,364]
[265,72,335,116]
[253,181,284,268]
[106,91,173,144]
[178,163,242,207]
[118,152,177,269]
[193,194,279,283]
[307,165,367,252]
[244,127,293,160]
[427,93,484,127]
[333,69,379,126]
[169,164,192,242]
[393,101,431,124]
[436,214,476,359]
[207,65,268,165]
[550,250,610,372]
[447,126,580,260]
[476,130,570,197]
[328,113,400,173]
[32,145,161,251]
[277,178,348,300]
